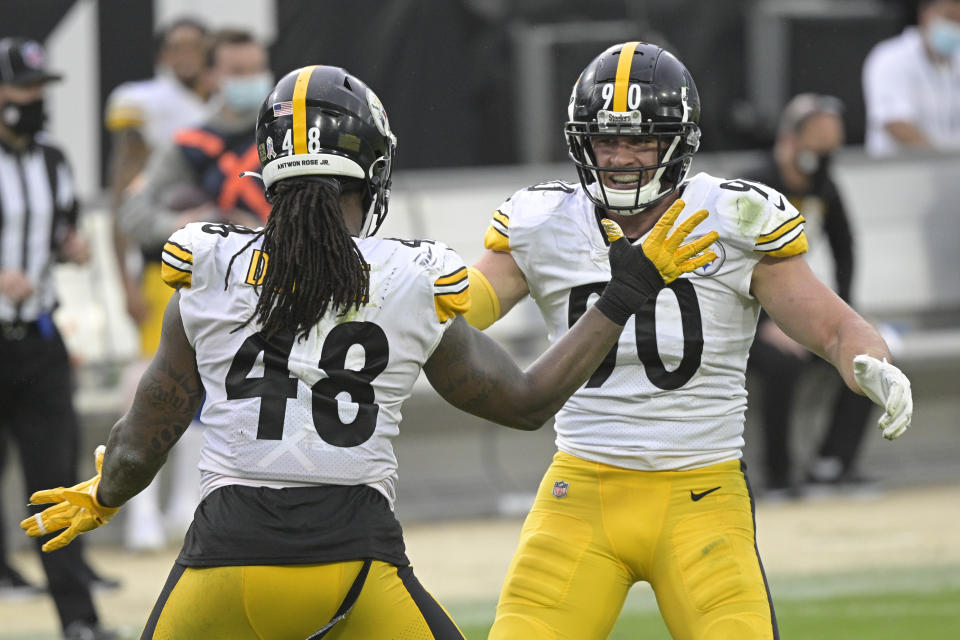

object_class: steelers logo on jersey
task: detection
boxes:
[693,238,725,277]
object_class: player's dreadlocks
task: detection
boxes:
[227,176,369,339]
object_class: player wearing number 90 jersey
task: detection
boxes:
[485,172,805,471]
[471,42,911,640]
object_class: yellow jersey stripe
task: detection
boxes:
[435,266,468,287]
[160,263,192,289]
[613,41,640,112]
[484,224,510,252]
[764,233,809,258]
[435,288,471,323]
[293,65,319,155]
[492,210,509,228]
[162,241,193,264]
[756,213,805,244]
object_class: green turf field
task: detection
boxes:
[453,566,960,640]
[459,589,960,640]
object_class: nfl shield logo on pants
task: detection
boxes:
[552,480,569,499]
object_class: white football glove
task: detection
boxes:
[852,355,912,440]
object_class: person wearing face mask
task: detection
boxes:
[863,0,960,156]
[106,17,211,327]
[115,28,271,553]
[743,94,877,497]
[118,28,272,257]
[0,38,117,639]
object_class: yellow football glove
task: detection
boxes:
[21,445,119,552]
[595,205,718,326]
[641,199,718,284]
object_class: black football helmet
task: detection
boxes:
[565,42,701,214]
[254,65,397,237]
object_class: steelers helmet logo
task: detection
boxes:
[694,239,725,277]
[366,89,390,138]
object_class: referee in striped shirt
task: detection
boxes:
[0,38,115,640]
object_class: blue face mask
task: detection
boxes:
[928,17,960,58]
[222,72,273,113]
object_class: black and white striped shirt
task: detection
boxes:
[0,133,78,322]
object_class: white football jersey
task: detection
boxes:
[105,73,209,149]
[483,172,808,471]
[161,223,470,508]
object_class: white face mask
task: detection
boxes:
[927,16,960,58]
[222,72,273,113]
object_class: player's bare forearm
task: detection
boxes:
[471,250,530,319]
[884,121,931,149]
[424,310,621,429]
[753,254,890,394]
[824,313,891,394]
[98,293,203,506]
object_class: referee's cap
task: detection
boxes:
[0,38,63,86]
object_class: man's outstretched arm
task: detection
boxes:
[98,291,204,507]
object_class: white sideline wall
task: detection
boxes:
[53,149,960,370]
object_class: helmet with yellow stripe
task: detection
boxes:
[565,42,700,214]
[254,65,397,237]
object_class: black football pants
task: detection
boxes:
[0,324,100,631]
[749,332,874,487]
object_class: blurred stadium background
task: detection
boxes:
[2,0,959,637]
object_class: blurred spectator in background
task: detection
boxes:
[745,94,876,497]
[115,28,271,551]
[0,37,115,640]
[106,17,210,326]
[863,0,960,155]
[105,17,212,553]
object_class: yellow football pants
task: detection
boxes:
[142,560,465,639]
[490,452,777,640]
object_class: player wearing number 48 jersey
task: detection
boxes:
[21,65,717,639]
[466,42,914,639]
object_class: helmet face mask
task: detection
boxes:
[565,42,701,215]
[254,65,397,237]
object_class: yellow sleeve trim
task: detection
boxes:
[757,213,805,244]
[764,233,809,258]
[483,225,510,252]
[163,241,193,264]
[434,266,467,287]
[435,289,471,323]
[160,263,192,289]
[483,208,510,252]
[462,266,501,330]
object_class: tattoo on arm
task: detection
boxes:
[99,292,203,507]
[132,349,204,450]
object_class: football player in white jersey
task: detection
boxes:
[465,42,914,639]
[20,65,717,639]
